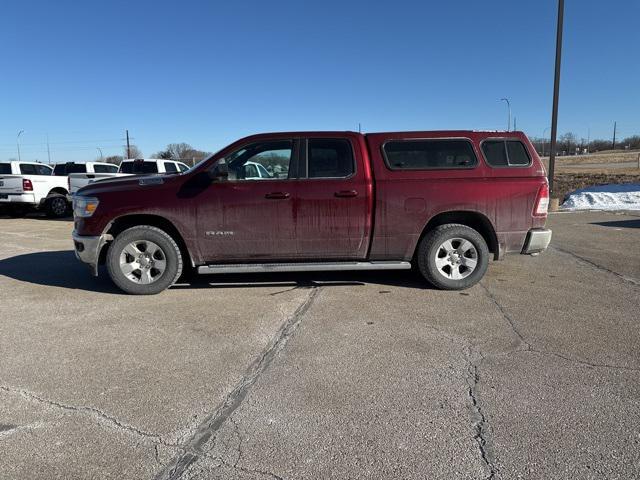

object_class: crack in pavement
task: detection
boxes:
[549,245,640,286]
[479,283,640,372]
[154,286,321,480]
[0,385,179,448]
[464,347,497,480]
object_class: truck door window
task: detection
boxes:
[0,163,11,174]
[482,139,531,167]
[217,140,292,181]
[383,139,477,170]
[307,139,354,178]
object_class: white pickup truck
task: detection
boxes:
[0,161,71,217]
[68,159,190,195]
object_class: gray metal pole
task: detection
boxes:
[501,98,511,131]
[17,130,24,161]
[126,129,131,159]
[548,0,564,196]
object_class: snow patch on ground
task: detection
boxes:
[562,183,640,211]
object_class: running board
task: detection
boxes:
[197,261,412,275]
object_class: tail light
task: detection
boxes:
[534,182,549,216]
[22,179,33,191]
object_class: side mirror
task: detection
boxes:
[208,161,229,182]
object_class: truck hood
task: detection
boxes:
[77,174,175,197]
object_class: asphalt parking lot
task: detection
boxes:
[0,210,639,480]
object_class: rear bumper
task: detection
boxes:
[522,228,552,255]
[0,193,36,204]
[72,230,112,277]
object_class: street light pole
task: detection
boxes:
[500,98,511,131]
[17,130,24,161]
[97,147,104,160]
[548,0,564,196]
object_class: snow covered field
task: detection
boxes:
[562,183,640,211]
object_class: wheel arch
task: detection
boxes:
[415,210,499,261]
[99,214,194,268]
[48,187,69,196]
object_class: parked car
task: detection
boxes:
[72,130,551,294]
[68,159,190,196]
[0,161,70,217]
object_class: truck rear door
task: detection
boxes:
[294,135,372,259]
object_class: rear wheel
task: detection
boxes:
[106,225,183,295]
[416,223,489,290]
[45,194,70,218]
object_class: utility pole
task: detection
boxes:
[126,129,131,159]
[547,0,564,196]
[587,127,590,153]
[97,147,103,160]
[542,126,551,157]
[17,130,24,161]
[358,122,361,133]
[46,134,51,163]
[612,121,616,150]
[513,117,517,131]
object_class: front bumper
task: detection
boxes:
[522,228,552,254]
[72,230,112,276]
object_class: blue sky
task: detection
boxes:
[1,0,638,162]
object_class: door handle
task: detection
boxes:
[334,190,358,198]
[265,192,290,199]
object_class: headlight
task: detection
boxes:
[73,196,100,217]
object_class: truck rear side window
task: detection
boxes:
[120,162,159,174]
[482,140,531,167]
[163,162,178,173]
[307,139,354,178]
[382,139,477,170]
[53,163,87,175]
[0,163,11,174]
[94,164,118,173]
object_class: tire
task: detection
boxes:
[416,223,489,290]
[106,225,183,295]
[45,194,70,218]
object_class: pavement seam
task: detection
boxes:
[549,245,639,286]
[154,286,321,480]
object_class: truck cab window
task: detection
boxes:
[307,139,354,178]
[218,140,292,181]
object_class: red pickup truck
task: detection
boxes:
[72,130,551,294]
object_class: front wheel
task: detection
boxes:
[106,226,183,295]
[416,223,489,290]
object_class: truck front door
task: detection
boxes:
[195,139,299,262]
